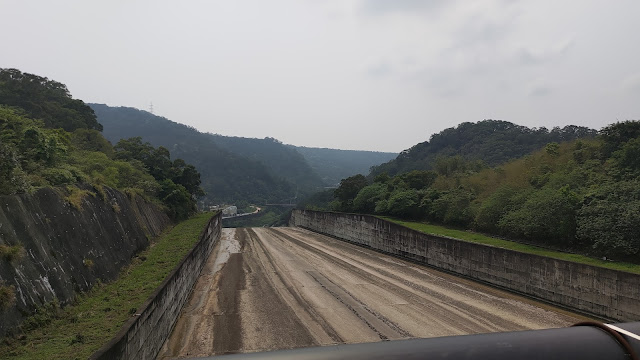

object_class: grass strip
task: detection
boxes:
[0,212,214,360]
[379,216,640,275]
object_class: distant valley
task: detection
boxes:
[90,104,397,205]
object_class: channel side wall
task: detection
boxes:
[0,185,171,337]
[91,212,222,360]
[290,209,640,322]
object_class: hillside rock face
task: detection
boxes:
[0,185,170,337]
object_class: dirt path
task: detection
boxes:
[157,227,588,358]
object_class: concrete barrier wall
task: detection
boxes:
[0,185,171,338]
[91,212,222,360]
[290,210,640,322]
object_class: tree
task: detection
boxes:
[114,137,154,164]
[373,172,391,184]
[158,179,196,221]
[577,180,640,259]
[114,137,203,196]
[173,162,205,198]
[474,185,523,232]
[430,187,475,226]
[353,183,388,213]
[611,137,640,177]
[333,174,368,211]
[399,170,437,190]
[434,155,466,177]
[498,186,579,245]
[386,189,420,218]
[600,120,640,157]
[545,142,560,156]
[71,129,114,157]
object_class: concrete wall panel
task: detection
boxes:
[291,210,640,322]
[91,212,221,360]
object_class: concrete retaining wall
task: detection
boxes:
[0,185,171,337]
[290,209,640,322]
[90,212,222,360]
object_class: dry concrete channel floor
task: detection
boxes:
[157,227,588,359]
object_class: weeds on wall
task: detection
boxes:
[0,245,25,263]
[64,187,95,211]
[0,282,16,311]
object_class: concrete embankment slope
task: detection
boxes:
[290,210,640,322]
[92,212,221,360]
[0,185,171,338]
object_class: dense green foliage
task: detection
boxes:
[0,69,102,132]
[0,107,71,194]
[326,120,640,262]
[333,174,368,211]
[0,71,203,220]
[111,137,204,220]
[385,217,640,274]
[0,212,214,359]
[370,120,596,177]
[91,104,298,204]
[292,146,397,186]
[0,105,201,219]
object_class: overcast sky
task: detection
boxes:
[2,0,639,152]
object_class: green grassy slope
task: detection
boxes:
[382,217,640,274]
[0,212,214,359]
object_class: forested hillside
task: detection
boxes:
[292,146,397,186]
[0,68,202,220]
[0,69,102,132]
[209,135,324,194]
[326,120,640,262]
[91,104,297,204]
[370,120,596,177]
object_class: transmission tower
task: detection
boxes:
[149,101,154,114]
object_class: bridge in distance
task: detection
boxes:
[157,227,587,358]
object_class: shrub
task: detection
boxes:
[0,244,25,263]
[65,187,95,211]
[41,168,76,186]
[0,282,16,311]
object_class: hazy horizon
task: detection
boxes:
[3,0,639,152]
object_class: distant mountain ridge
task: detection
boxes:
[292,146,397,186]
[90,104,396,204]
[91,104,297,204]
[208,135,324,194]
[370,120,597,177]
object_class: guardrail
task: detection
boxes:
[200,322,640,360]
